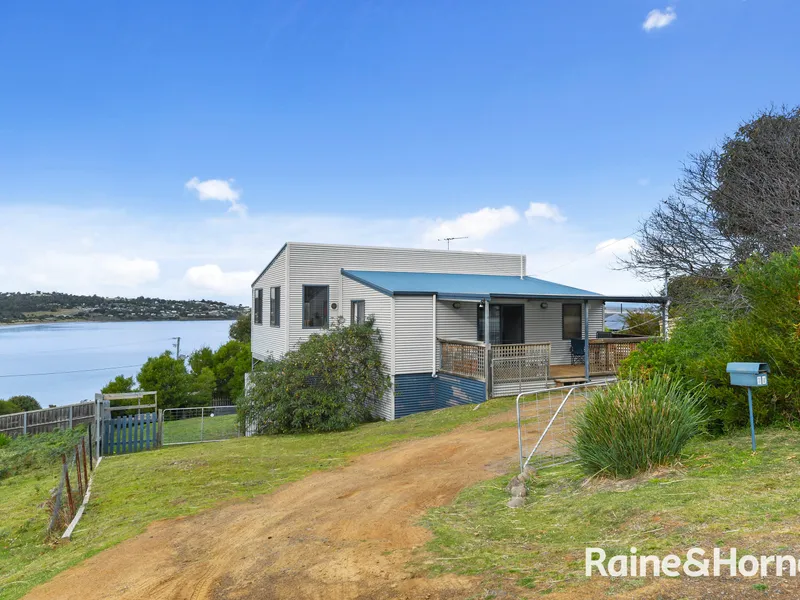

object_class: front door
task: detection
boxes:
[500,305,524,344]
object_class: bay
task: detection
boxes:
[0,320,235,407]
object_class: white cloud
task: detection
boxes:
[0,204,654,302]
[185,177,246,215]
[27,253,160,289]
[183,264,258,295]
[426,206,520,242]
[524,202,566,223]
[643,7,676,31]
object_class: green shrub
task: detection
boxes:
[239,320,391,434]
[0,433,10,448]
[572,375,706,478]
[619,308,736,433]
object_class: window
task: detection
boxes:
[303,285,329,328]
[351,300,365,325]
[562,303,582,340]
[253,289,263,325]
[476,304,501,343]
[269,286,280,327]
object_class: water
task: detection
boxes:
[0,321,235,407]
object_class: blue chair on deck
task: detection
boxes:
[569,338,585,365]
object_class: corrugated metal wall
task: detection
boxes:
[393,374,436,418]
[394,296,434,374]
[435,373,486,409]
[394,372,486,418]
[286,242,524,350]
[342,276,394,420]
[251,247,287,361]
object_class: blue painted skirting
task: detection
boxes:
[393,373,486,419]
[435,373,486,409]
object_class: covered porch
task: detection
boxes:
[437,335,654,397]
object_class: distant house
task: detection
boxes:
[251,242,664,420]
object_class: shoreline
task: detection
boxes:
[0,318,238,328]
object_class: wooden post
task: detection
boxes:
[22,411,27,436]
[75,447,84,498]
[87,427,94,470]
[62,454,75,518]
[583,300,590,381]
[81,437,89,483]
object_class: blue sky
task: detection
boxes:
[1,0,798,301]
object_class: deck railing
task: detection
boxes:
[588,337,652,374]
[490,342,551,397]
[438,338,486,381]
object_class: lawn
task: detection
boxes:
[422,428,800,595]
[0,397,516,600]
[161,413,239,444]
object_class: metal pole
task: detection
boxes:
[22,412,27,436]
[748,387,757,451]
[516,394,524,473]
[200,408,205,442]
[663,270,670,341]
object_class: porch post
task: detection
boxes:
[484,300,491,400]
[583,299,590,381]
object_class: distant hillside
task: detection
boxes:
[0,291,247,324]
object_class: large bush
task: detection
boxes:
[573,376,706,478]
[619,249,800,432]
[619,308,735,433]
[239,320,390,434]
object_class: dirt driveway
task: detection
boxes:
[25,410,525,600]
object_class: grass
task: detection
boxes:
[162,413,239,444]
[0,397,515,600]
[422,428,800,594]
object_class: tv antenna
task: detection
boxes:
[438,236,468,250]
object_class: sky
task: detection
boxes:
[1,0,799,303]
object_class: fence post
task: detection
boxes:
[157,409,164,447]
[75,447,84,498]
[200,408,205,442]
[62,454,75,518]
[22,411,27,436]
[68,405,73,429]
[81,437,89,483]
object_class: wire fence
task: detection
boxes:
[161,406,239,445]
[47,429,94,537]
[516,380,614,473]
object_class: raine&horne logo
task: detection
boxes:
[586,547,800,578]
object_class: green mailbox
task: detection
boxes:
[726,362,769,388]
[726,362,769,451]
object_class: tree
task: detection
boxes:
[240,320,390,434]
[624,106,800,291]
[192,367,217,406]
[6,395,41,412]
[621,309,661,337]
[101,375,136,395]
[212,340,251,400]
[188,346,215,375]
[0,400,21,415]
[136,352,194,409]
[229,311,251,343]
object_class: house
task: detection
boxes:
[251,242,665,420]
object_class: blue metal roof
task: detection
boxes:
[342,270,602,300]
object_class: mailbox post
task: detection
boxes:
[726,362,769,451]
